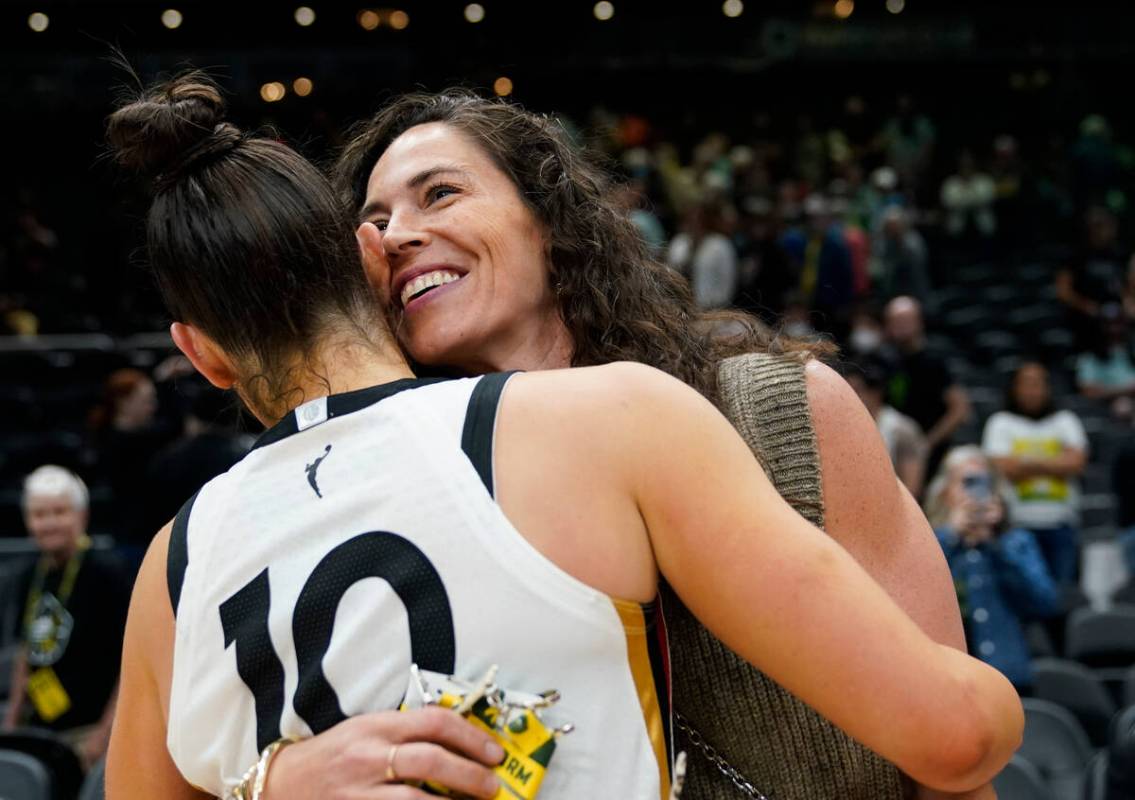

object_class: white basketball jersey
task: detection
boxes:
[165,375,673,798]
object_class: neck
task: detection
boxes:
[245,332,415,428]
[47,543,78,569]
[458,313,574,375]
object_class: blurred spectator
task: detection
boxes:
[940,150,997,240]
[875,94,936,200]
[2,466,129,769]
[667,199,738,310]
[780,194,855,336]
[615,176,667,257]
[845,303,886,360]
[924,446,1059,692]
[828,188,871,298]
[138,383,251,536]
[1071,114,1125,210]
[990,135,1027,247]
[873,205,932,309]
[1056,206,1134,349]
[732,196,794,322]
[883,296,971,478]
[87,367,178,558]
[845,357,929,498]
[1076,303,1135,419]
[982,362,1088,586]
[1115,444,1135,595]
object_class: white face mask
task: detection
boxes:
[849,326,883,354]
[784,319,815,339]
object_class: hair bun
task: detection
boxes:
[107,73,238,181]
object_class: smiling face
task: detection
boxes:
[360,122,571,373]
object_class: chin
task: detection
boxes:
[401,326,477,371]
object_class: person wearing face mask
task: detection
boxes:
[328,90,988,800]
[2,466,130,770]
[924,447,1059,693]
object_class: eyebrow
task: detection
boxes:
[358,165,470,222]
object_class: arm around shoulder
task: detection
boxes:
[615,362,1022,793]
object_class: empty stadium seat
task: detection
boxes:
[1032,658,1118,746]
[992,754,1056,800]
[1082,751,1108,800]
[78,758,105,800]
[1019,698,1094,800]
[0,729,83,800]
[1066,606,1135,668]
[0,748,52,800]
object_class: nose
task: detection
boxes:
[381,210,432,260]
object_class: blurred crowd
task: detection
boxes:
[3,91,1135,792]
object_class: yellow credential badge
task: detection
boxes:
[401,666,566,800]
[27,666,71,722]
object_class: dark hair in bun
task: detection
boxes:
[107,73,237,183]
[108,72,384,414]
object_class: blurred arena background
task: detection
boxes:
[4,1,1135,797]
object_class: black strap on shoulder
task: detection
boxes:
[460,372,517,498]
[167,490,200,619]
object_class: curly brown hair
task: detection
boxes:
[332,90,831,403]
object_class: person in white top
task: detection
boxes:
[982,361,1088,585]
[104,74,1022,800]
[667,200,738,310]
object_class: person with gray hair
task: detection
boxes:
[924,446,1060,691]
[2,465,130,770]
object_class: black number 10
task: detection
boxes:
[219,531,456,751]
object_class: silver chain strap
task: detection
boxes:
[674,712,771,800]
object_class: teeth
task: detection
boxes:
[400,270,462,307]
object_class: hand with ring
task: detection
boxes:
[262,706,504,799]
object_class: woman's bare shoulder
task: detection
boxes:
[803,359,966,648]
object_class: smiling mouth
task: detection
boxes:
[399,270,463,308]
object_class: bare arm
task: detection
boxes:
[926,385,971,450]
[106,524,209,800]
[78,683,119,769]
[2,648,27,729]
[612,363,1021,794]
[1056,268,1098,316]
[990,448,1087,481]
[1079,381,1135,401]
[809,365,996,800]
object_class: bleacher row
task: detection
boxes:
[928,258,1129,544]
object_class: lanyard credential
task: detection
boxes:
[22,536,90,635]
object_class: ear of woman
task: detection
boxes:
[355,222,387,294]
[170,322,237,390]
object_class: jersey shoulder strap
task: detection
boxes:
[167,489,201,619]
[459,372,518,498]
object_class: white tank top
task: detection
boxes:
[165,375,673,798]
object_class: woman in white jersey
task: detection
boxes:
[105,75,1022,800]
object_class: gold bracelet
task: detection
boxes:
[252,737,298,800]
[228,737,298,800]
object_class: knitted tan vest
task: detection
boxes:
[662,353,910,800]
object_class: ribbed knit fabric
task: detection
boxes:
[662,353,910,800]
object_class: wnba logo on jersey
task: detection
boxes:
[305,445,332,498]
